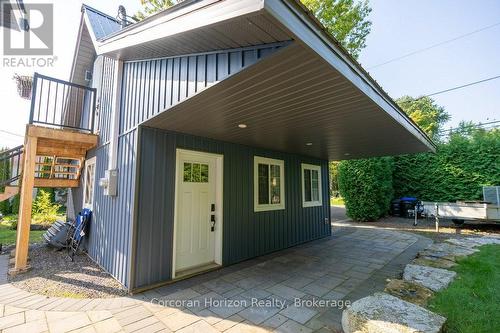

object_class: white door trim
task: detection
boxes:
[172,149,223,279]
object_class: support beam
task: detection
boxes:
[12,135,37,274]
[34,178,79,188]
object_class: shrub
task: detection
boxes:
[393,128,500,201]
[32,189,61,226]
[338,157,394,221]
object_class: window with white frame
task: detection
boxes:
[301,163,322,207]
[254,156,285,211]
[83,157,96,209]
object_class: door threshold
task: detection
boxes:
[175,262,221,280]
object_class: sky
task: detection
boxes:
[0,0,499,148]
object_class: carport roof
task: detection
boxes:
[75,0,434,159]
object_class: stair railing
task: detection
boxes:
[0,145,24,187]
[29,72,97,133]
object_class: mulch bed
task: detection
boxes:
[8,244,127,299]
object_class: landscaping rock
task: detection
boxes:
[445,237,500,249]
[418,242,477,261]
[411,256,456,269]
[403,264,456,292]
[342,292,446,333]
[384,279,434,306]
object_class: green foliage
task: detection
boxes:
[32,189,61,226]
[329,161,340,196]
[135,0,182,20]
[338,157,394,221]
[428,245,500,333]
[301,0,372,58]
[10,194,20,214]
[0,147,10,214]
[396,96,450,141]
[393,128,500,201]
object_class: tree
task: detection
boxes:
[396,96,450,141]
[135,0,183,20]
[301,0,372,58]
[136,0,372,58]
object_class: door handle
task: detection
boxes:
[210,214,216,232]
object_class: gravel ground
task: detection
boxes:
[9,244,127,299]
[331,205,500,242]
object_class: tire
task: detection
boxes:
[452,219,465,225]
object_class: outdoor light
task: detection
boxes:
[238,124,247,128]
[306,142,313,146]
[344,153,350,156]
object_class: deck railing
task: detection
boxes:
[0,145,24,187]
[29,73,97,133]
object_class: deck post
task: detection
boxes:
[11,134,37,274]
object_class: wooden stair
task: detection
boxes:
[0,186,19,202]
[9,125,98,275]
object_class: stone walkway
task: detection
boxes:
[0,227,430,333]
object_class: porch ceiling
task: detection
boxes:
[143,43,433,160]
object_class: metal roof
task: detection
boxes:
[82,4,122,40]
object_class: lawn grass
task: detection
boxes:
[330,197,345,205]
[0,221,45,246]
[428,244,500,333]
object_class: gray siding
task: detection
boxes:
[72,55,137,287]
[86,131,137,287]
[120,43,287,133]
[133,127,330,289]
[74,43,289,288]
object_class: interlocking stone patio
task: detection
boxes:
[0,225,431,332]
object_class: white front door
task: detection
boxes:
[175,150,221,273]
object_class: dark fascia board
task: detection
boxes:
[268,0,435,151]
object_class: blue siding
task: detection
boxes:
[132,127,331,289]
[120,44,287,133]
[73,43,290,288]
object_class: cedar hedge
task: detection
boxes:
[338,128,499,221]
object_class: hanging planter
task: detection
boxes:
[13,74,33,100]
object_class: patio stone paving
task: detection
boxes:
[0,226,431,332]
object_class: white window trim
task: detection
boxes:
[254,156,285,212]
[82,157,97,210]
[301,163,322,208]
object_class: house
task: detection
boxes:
[1,0,434,293]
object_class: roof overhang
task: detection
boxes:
[143,42,433,160]
[72,0,434,159]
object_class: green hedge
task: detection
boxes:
[337,129,499,221]
[338,157,394,221]
[394,129,500,201]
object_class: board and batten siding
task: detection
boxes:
[132,127,331,290]
[120,43,288,132]
[74,42,289,288]
[73,55,136,287]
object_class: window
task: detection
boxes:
[301,163,322,207]
[83,157,96,209]
[183,162,209,183]
[254,156,285,211]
